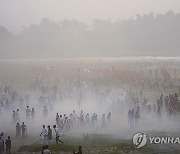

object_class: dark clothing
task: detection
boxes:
[5,139,11,154]
[55,136,63,144]
[21,124,27,139]
[0,139,4,153]
[74,150,82,154]
[47,128,52,140]
[5,139,11,148]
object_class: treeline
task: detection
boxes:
[0,10,180,58]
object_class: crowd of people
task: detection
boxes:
[0,133,11,154]
[54,110,112,132]
[0,64,179,153]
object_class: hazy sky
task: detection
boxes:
[1,0,180,33]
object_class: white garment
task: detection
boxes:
[43,149,51,154]
[54,128,60,137]
[15,111,20,122]
[73,113,77,119]
[26,109,31,116]
[59,118,63,125]
[41,128,47,136]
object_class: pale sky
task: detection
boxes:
[0,0,180,33]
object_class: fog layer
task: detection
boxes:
[0,10,180,58]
